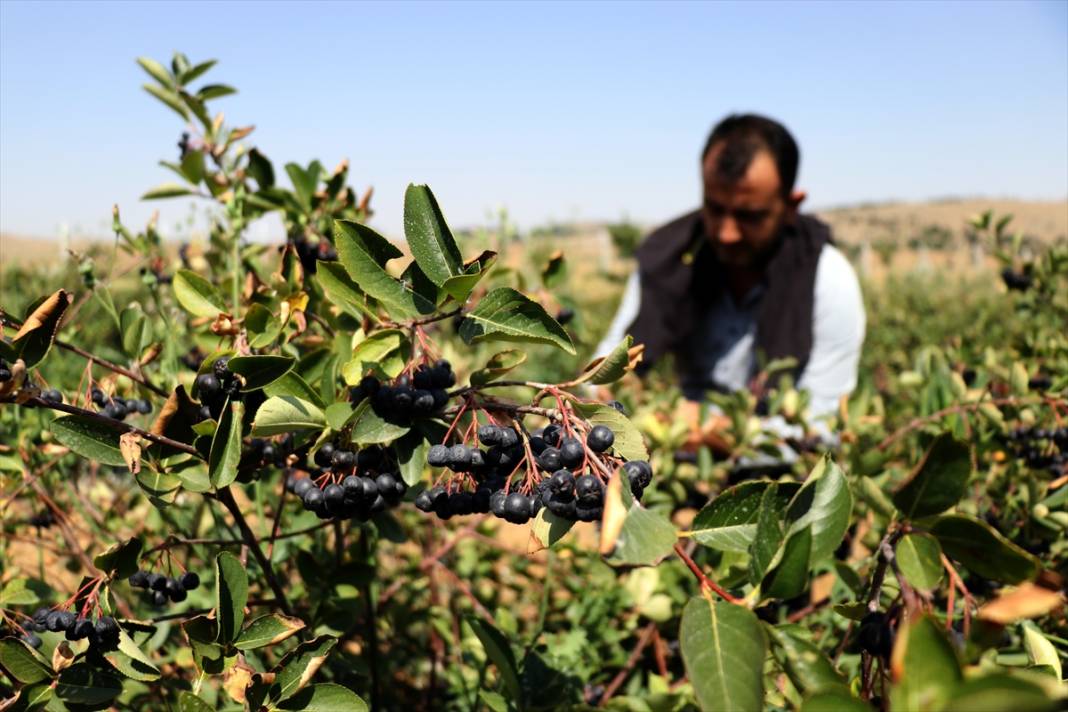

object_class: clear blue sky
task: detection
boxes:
[1,0,1066,241]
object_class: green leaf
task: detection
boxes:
[800,690,873,712]
[142,83,189,121]
[119,303,150,358]
[180,58,216,84]
[929,514,1041,584]
[177,691,215,712]
[0,637,52,683]
[348,399,410,446]
[459,287,575,354]
[181,148,206,184]
[246,303,282,348]
[573,402,648,461]
[690,481,799,553]
[247,148,275,189]
[136,56,173,86]
[13,289,71,367]
[680,597,766,712]
[467,617,521,701]
[394,427,431,487]
[11,683,53,711]
[0,579,41,606]
[252,396,327,436]
[947,673,1057,712]
[895,533,944,592]
[235,614,306,651]
[51,415,127,466]
[768,626,845,696]
[141,182,196,199]
[208,399,244,488]
[197,83,237,100]
[341,329,411,384]
[285,161,320,210]
[403,184,464,287]
[748,484,792,583]
[324,402,354,431]
[269,635,338,703]
[784,457,852,565]
[584,335,634,385]
[173,269,227,318]
[890,615,961,712]
[93,537,143,580]
[264,372,326,410]
[229,355,294,390]
[215,551,249,645]
[470,349,527,386]
[761,526,813,600]
[55,663,123,705]
[334,220,436,317]
[103,629,161,681]
[1022,622,1062,679]
[604,471,676,567]
[530,508,576,551]
[316,261,379,322]
[277,683,369,711]
[892,433,971,519]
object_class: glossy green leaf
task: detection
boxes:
[468,349,527,386]
[584,335,634,385]
[929,514,1041,584]
[269,635,338,703]
[403,184,464,287]
[51,415,127,466]
[691,481,799,553]
[198,83,237,100]
[530,508,576,550]
[264,372,326,409]
[341,329,410,383]
[0,637,52,683]
[208,399,244,488]
[252,396,327,436]
[277,683,369,711]
[119,303,150,358]
[324,402,354,431]
[173,269,227,318]
[229,355,294,390]
[103,629,161,681]
[93,537,143,580]
[245,303,282,348]
[604,471,676,567]
[136,56,173,86]
[177,691,215,712]
[895,532,944,592]
[348,399,410,445]
[142,83,188,120]
[317,261,379,321]
[55,663,123,705]
[1022,622,1062,679]
[680,597,766,712]
[459,287,575,354]
[0,579,42,606]
[748,484,792,583]
[394,428,431,487]
[215,551,249,645]
[12,683,53,711]
[890,615,961,712]
[573,402,648,462]
[947,673,1057,712]
[334,220,436,317]
[892,433,971,519]
[768,626,845,696]
[784,457,852,565]
[761,526,813,601]
[467,617,521,701]
[235,614,305,651]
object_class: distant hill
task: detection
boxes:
[812,198,1068,246]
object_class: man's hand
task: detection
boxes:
[677,400,733,455]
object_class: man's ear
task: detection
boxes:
[788,189,807,212]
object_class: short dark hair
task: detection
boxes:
[701,114,800,198]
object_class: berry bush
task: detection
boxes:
[1,52,1067,711]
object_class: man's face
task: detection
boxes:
[701,144,797,268]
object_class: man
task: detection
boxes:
[595,114,865,449]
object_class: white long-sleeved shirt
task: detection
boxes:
[594,243,866,423]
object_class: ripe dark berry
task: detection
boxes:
[68,618,94,641]
[623,460,653,492]
[413,366,434,390]
[490,490,508,517]
[575,474,603,503]
[587,426,614,453]
[537,447,562,472]
[149,573,168,592]
[213,358,231,379]
[427,444,450,467]
[129,570,149,588]
[91,388,107,406]
[21,632,42,649]
[560,437,585,468]
[330,450,355,470]
[195,373,221,397]
[302,487,325,511]
[504,493,531,524]
[167,578,188,602]
[152,590,168,606]
[358,447,384,470]
[342,475,363,499]
[293,477,315,498]
[359,375,381,395]
[324,483,346,510]
[180,572,200,591]
[858,612,893,659]
[498,428,519,448]
[549,469,575,496]
[608,400,627,415]
[135,399,152,414]
[542,424,562,447]
[478,424,501,445]
[314,443,335,468]
[42,388,63,403]
[449,444,471,469]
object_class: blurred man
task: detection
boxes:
[595,114,865,450]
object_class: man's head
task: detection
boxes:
[700,114,805,268]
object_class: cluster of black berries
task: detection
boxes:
[360,362,455,423]
[129,569,201,607]
[1006,426,1068,474]
[1001,267,1033,292]
[286,443,407,521]
[194,358,242,421]
[416,422,654,525]
[28,608,121,652]
[857,611,894,659]
[292,237,338,275]
[91,388,152,420]
[28,510,56,529]
[0,358,10,382]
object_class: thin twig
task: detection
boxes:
[215,487,295,617]
[673,543,743,604]
[600,623,657,706]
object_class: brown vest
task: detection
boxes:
[628,210,832,383]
